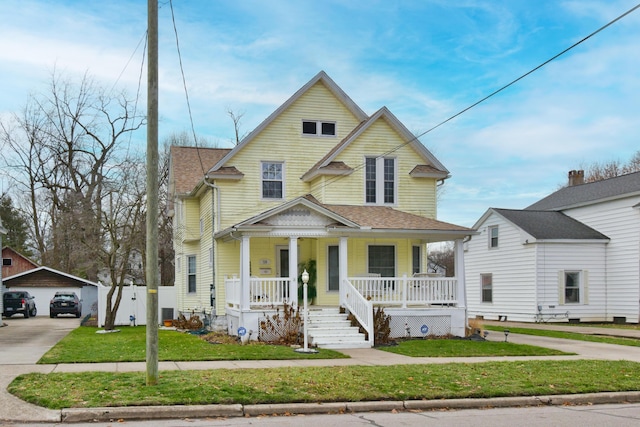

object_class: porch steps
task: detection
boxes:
[306,308,370,349]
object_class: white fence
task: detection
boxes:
[97,284,177,327]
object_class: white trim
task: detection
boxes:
[364,156,397,206]
[260,161,285,201]
[366,243,397,277]
[301,119,337,137]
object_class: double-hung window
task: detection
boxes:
[488,226,499,248]
[481,273,493,303]
[365,156,396,204]
[564,271,580,303]
[368,245,395,277]
[261,161,284,199]
[187,255,196,293]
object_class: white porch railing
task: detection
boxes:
[249,277,291,307]
[225,276,241,309]
[225,276,292,309]
[349,275,458,308]
[225,275,458,310]
[343,279,374,346]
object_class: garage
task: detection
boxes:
[2,266,98,318]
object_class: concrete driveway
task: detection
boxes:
[0,316,79,365]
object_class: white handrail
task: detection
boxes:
[342,279,374,346]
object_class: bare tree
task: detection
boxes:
[0,70,145,329]
[428,242,455,277]
[581,150,640,183]
[227,108,246,145]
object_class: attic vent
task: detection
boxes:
[2,258,11,266]
[302,120,336,136]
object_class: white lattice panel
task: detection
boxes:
[389,315,451,338]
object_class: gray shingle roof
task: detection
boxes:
[494,208,609,240]
[526,171,640,211]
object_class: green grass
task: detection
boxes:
[485,325,640,347]
[38,326,347,364]
[9,360,640,409]
[379,338,570,357]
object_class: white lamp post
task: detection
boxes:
[295,269,318,353]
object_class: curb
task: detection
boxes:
[55,391,640,423]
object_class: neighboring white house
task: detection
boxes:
[466,170,640,323]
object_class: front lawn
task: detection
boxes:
[379,338,570,357]
[38,326,347,364]
[10,360,639,409]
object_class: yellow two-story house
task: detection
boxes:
[169,71,474,348]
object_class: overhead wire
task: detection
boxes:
[169,0,207,177]
[171,1,640,197]
[315,2,640,192]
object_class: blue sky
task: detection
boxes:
[1,0,639,227]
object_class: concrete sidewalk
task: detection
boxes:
[3,321,640,423]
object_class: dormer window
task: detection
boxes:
[302,120,336,136]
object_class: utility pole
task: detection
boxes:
[146,0,159,386]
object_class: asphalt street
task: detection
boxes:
[2,316,640,424]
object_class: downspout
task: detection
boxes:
[203,176,219,317]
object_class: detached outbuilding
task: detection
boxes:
[2,257,98,318]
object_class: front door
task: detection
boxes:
[277,247,289,278]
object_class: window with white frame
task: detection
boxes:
[365,156,396,204]
[261,161,284,199]
[488,225,499,248]
[368,245,395,277]
[564,271,580,304]
[327,245,340,292]
[2,258,11,266]
[412,245,421,274]
[187,255,196,293]
[481,273,493,303]
[302,120,336,136]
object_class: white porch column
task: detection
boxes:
[454,238,466,309]
[339,236,348,306]
[289,236,299,307]
[240,235,251,313]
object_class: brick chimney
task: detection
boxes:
[568,170,584,186]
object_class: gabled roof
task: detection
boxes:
[481,208,609,241]
[218,194,474,241]
[2,246,39,269]
[209,71,369,174]
[301,107,449,182]
[526,171,640,211]
[3,266,100,286]
[169,146,231,195]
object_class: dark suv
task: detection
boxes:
[3,291,37,318]
[49,292,82,318]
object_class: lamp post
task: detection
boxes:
[295,269,318,353]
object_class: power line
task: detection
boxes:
[316,2,640,193]
[169,0,207,177]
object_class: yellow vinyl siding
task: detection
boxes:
[216,82,363,230]
[319,119,437,216]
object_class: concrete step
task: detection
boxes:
[305,308,371,349]
[308,328,364,335]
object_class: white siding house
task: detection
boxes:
[466,170,640,323]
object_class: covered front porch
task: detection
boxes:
[217,196,474,348]
[222,235,468,347]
